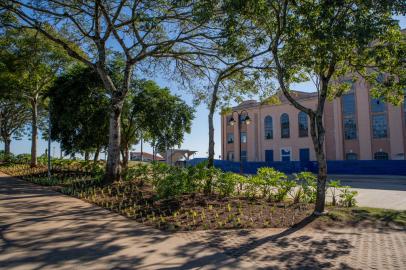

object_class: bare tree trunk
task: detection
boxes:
[4,137,11,156]
[84,151,89,161]
[122,143,129,171]
[207,81,219,168]
[93,146,100,163]
[310,112,327,214]
[104,103,122,183]
[30,99,38,167]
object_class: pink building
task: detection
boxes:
[221,79,406,162]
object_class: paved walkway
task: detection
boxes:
[332,175,406,210]
[1,173,405,269]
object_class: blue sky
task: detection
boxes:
[2,16,405,159]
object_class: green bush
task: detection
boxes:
[14,154,31,164]
[256,167,288,200]
[155,166,188,198]
[339,186,358,207]
[216,172,241,197]
[328,180,342,206]
[294,172,317,203]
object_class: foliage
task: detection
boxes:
[131,80,196,154]
[48,66,109,156]
[328,180,343,206]
[294,172,318,203]
[0,27,74,166]
[339,187,358,208]
[216,172,240,197]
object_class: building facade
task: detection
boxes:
[221,79,406,162]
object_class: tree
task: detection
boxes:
[131,80,195,160]
[48,66,110,162]
[0,98,30,156]
[1,0,221,182]
[236,0,405,214]
[0,28,72,167]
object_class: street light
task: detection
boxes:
[228,110,250,174]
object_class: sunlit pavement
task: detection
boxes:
[329,175,406,210]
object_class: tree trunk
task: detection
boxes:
[207,81,219,168]
[93,147,100,163]
[122,143,129,171]
[4,137,11,156]
[310,113,327,214]
[104,102,123,183]
[30,99,38,167]
[84,151,89,161]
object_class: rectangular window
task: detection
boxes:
[240,150,247,162]
[372,114,387,138]
[342,94,355,115]
[280,148,291,162]
[240,132,247,143]
[371,98,385,113]
[227,133,234,144]
[343,116,357,140]
[227,151,234,161]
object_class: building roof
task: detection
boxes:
[233,90,318,110]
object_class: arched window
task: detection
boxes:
[298,112,308,137]
[264,116,273,139]
[280,113,290,138]
[374,152,389,160]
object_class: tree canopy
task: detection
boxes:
[48,66,110,159]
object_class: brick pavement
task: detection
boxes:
[1,172,405,269]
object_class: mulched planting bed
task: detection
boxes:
[63,180,314,231]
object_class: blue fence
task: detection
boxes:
[187,158,406,175]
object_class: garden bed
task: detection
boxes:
[2,161,401,231]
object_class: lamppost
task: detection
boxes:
[228,110,251,174]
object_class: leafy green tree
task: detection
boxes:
[235,0,405,213]
[1,0,221,182]
[132,80,195,161]
[48,66,110,162]
[0,98,30,156]
[0,28,73,167]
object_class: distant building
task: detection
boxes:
[221,79,406,162]
[130,152,165,162]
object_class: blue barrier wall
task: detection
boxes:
[187,158,406,175]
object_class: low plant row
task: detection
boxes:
[124,162,358,207]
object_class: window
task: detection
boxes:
[345,153,358,160]
[240,132,247,143]
[298,112,308,137]
[342,90,357,140]
[371,98,385,113]
[342,93,356,115]
[227,133,234,144]
[227,151,234,161]
[374,152,389,160]
[280,148,291,162]
[372,114,387,138]
[240,150,247,162]
[264,116,273,139]
[343,116,357,140]
[280,113,290,138]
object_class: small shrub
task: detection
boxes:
[339,186,358,207]
[328,180,342,206]
[274,179,296,202]
[294,172,317,203]
[216,172,240,197]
